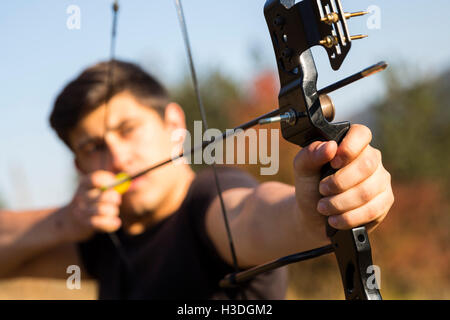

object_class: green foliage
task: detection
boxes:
[0,192,5,209]
[169,68,244,171]
[372,66,450,186]
[170,68,243,132]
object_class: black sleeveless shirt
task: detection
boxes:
[78,167,287,299]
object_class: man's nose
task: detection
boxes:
[104,135,132,173]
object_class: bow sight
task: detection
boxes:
[264,0,369,146]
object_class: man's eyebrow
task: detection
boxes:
[110,118,142,130]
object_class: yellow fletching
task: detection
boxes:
[112,172,131,194]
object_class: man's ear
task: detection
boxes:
[163,102,186,133]
[163,102,187,154]
[74,157,86,174]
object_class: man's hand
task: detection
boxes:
[63,171,122,242]
[293,124,394,241]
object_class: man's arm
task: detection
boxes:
[0,208,82,278]
[206,124,394,268]
[206,183,320,268]
[0,171,124,278]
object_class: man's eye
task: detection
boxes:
[120,125,137,136]
[83,142,106,154]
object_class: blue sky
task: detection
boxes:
[1,0,449,209]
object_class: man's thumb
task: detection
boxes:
[293,141,337,178]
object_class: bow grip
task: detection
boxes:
[319,127,382,300]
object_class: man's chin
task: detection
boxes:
[121,191,158,215]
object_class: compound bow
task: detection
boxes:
[104,0,386,300]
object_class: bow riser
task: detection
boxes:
[264,0,382,300]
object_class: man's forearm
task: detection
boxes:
[231,182,330,267]
[0,207,72,277]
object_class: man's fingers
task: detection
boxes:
[87,203,120,218]
[330,124,372,169]
[317,164,389,216]
[85,189,121,206]
[89,215,122,233]
[327,188,394,230]
[80,170,118,189]
[320,145,381,196]
[294,140,337,178]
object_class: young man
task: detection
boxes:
[0,60,394,299]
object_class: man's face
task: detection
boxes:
[69,91,185,214]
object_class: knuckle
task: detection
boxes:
[356,147,378,175]
[365,201,380,221]
[362,153,377,174]
[379,167,392,190]
[363,126,373,142]
[375,148,382,161]
[331,173,346,192]
[326,198,337,212]
[371,148,382,166]
[359,184,373,203]
[385,169,392,183]
[328,196,344,213]
[385,188,395,209]
[390,187,395,203]
[321,198,337,214]
[342,145,359,163]
[353,124,373,142]
[333,202,345,214]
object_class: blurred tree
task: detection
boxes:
[0,194,5,209]
[367,65,450,299]
[371,66,450,188]
[170,68,244,171]
[170,68,243,132]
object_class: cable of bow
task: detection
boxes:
[174,0,246,299]
[101,0,134,274]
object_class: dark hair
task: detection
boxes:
[49,60,169,149]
